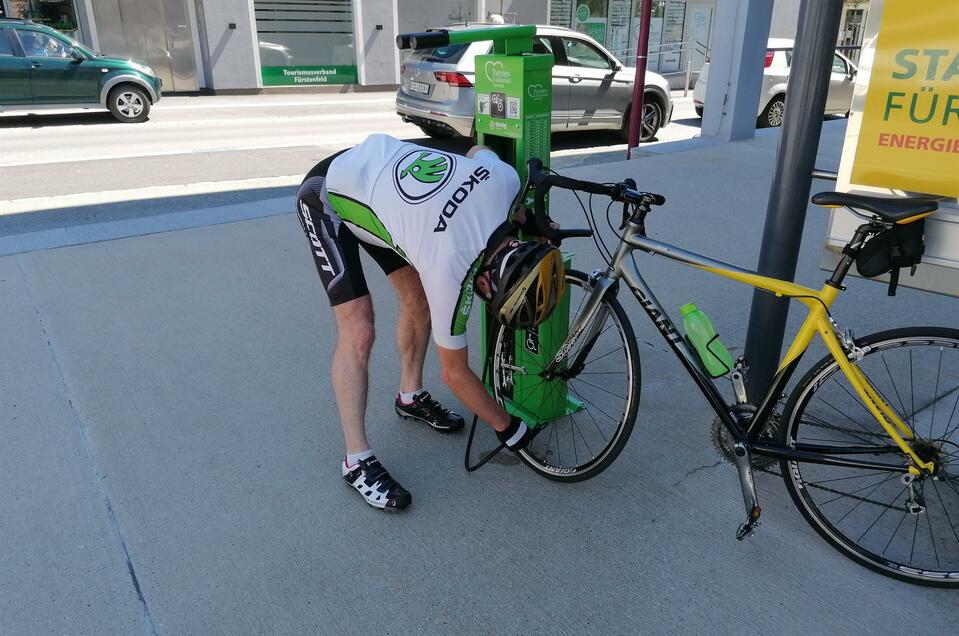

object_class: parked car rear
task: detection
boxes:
[396,24,673,143]
[0,18,161,123]
[693,38,856,128]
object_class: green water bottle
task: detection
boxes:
[680,303,734,378]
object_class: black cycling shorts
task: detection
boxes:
[295,152,408,306]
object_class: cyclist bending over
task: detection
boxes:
[296,134,564,510]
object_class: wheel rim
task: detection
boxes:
[786,335,959,583]
[116,92,145,118]
[767,99,785,126]
[491,274,637,477]
[641,103,660,140]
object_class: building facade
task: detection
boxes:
[0,0,871,92]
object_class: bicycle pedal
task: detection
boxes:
[736,520,760,540]
[735,506,762,540]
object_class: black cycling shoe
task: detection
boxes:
[342,456,412,511]
[395,391,465,432]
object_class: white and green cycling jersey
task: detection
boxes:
[325,134,521,349]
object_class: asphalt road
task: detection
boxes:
[0,91,701,210]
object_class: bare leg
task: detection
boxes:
[331,296,376,454]
[387,266,430,394]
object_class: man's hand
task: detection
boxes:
[513,205,560,241]
[435,345,511,432]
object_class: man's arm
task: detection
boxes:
[435,345,510,432]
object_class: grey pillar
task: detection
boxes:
[743,0,844,399]
[700,0,773,141]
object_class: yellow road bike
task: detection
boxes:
[486,159,958,586]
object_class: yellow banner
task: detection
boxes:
[851,1,959,197]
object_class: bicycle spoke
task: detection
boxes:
[881,506,910,557]
[926,503,941,568]
[942,390,959,441]
[857,484,909,542]
[813,395,881,439]
[836,474,901,526]
[584,346,623,366]
[909,349,916,423]
[571,376,625,400]
[882,353,911,424]
[932,347,943,438]
[930,480,959,545]
[568,382,611,444]
[806,469,893,485]
[819,473,900,507]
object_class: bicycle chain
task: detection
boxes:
[754,464,908,513]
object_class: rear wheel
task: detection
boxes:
[758,95,785,128]
[779,327,959,586]
[621,98,663,143]
[490,270,641,482]
[107,85,151,123]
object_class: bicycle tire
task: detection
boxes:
[779,326,959,587]
[490,270,641,482]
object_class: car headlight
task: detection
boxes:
[131,63,157,77]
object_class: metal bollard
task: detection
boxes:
[684,59,692,96]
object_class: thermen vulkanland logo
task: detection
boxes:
[484,60,513,84]
[393,150,456,204]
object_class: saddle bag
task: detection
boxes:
[855,219,926,296]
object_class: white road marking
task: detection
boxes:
[154,97,396,111]
[0,126,419,167]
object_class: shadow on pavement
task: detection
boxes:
[0,111,121,129]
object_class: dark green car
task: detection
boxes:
[0,18,161,123]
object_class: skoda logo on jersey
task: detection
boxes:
[393,150,456,204]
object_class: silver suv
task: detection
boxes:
[396,24,673,143]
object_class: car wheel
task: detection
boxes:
[418,124,454,139]
[695,105,704,118]
[108,85,151,123]
[620,98,663,143]
[758,95,785,128]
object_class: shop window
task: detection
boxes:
[8,0,80,39]
[254,0,357,86]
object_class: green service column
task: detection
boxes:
[474,48,580,426]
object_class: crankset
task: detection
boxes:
[711,404,782,469]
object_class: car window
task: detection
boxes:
[0,30,18,57]
[532,36,553,56]
[16,29,75,58]
[407,43,468,64]
[832,54,847,74]
[561,38,611,70]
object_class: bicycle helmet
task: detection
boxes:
[476,239,565,328]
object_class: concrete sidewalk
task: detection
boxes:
[2,123,955,634]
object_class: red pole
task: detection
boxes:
[626,0,653,159]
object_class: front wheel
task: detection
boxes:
[490,270,641,482]
[779,327,959,586]
[107,85,151,123]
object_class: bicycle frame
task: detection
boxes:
[548,216,934,478]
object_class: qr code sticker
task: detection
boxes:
[477,93,490,115]
[507,97,520,120]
